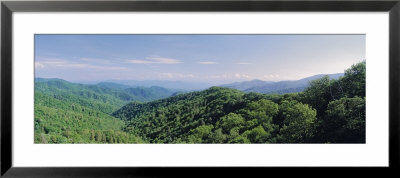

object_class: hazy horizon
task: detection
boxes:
[35,72,344,90]
[35,34,365,83]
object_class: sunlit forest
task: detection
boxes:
[34,61,365,144]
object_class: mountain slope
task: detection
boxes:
[34,78,183,143]
[220,79,272,91]
[104,80,213,91]
[35,78,179,113]
[35,61,365,144]
[96,82,132,89]
[34,92,145,143]
[112,87,285,143]
[222,73,343,94]
[35,78,129,113]
[124,86,181,102]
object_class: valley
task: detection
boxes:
[34,61,366,144]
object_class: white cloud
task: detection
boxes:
[150,57,181,64]
[198,61,217,64]
[234,73,252,79]
[127,60,153,64]
[86,65,128,71]
[127,57,181,64]
[159,73,195,79]
[211,74,230,79]
[80,57,114,65]
[37,59,128,71]
[37,59,69,67]
[68,63,88,68]
[236,62,252,65]
[263,74,280,79]
[35,62,45,69]
[211,73,252,80]
[160,73,173,79]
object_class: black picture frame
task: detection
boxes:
[1,0,399,177]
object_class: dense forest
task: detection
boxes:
[34,79,178,143]
[35,61,365,144]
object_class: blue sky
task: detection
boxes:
[35,34,365,84]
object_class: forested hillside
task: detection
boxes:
[34,79,178,143]
[35,79,179,113]
[113,61,365,143]
[34,92,145,143]
[35,61,365,144]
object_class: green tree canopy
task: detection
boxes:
[323,97,366,143]
[279,100,317,143]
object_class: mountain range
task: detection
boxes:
[34,61,365,144]
[220,73,344,94]
[34,78,181,113]
[36,73,344,100]
[101,80,214,91]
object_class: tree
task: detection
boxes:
[279,100,317,143]
[240,99,279,131]
[230,135,251,143]
[323,97,365,143]
[186,125,214,143]
[217,113,245,133]
[340,61,366,98]
[242,125,270,143]
[245,99,279,118]
[300,76,333,116]
[210,128,227,143]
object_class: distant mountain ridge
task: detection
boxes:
[220,79,272,91]
[34,78,181,113]
[35,73,344,102]
[102,80,213,91]
[221,73,344,94]
[96,82,132,89]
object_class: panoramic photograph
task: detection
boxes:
[34,34,366,144]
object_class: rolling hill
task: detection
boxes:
[34,61,365,144]
[111,62,365,143]
[112,86,283,143]
[34,78,183,144]
[35,92,145,143]
[103,80,213,91]
[221,73,343,94]
[35,78,180,113]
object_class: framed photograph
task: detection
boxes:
[1,0,399,177]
